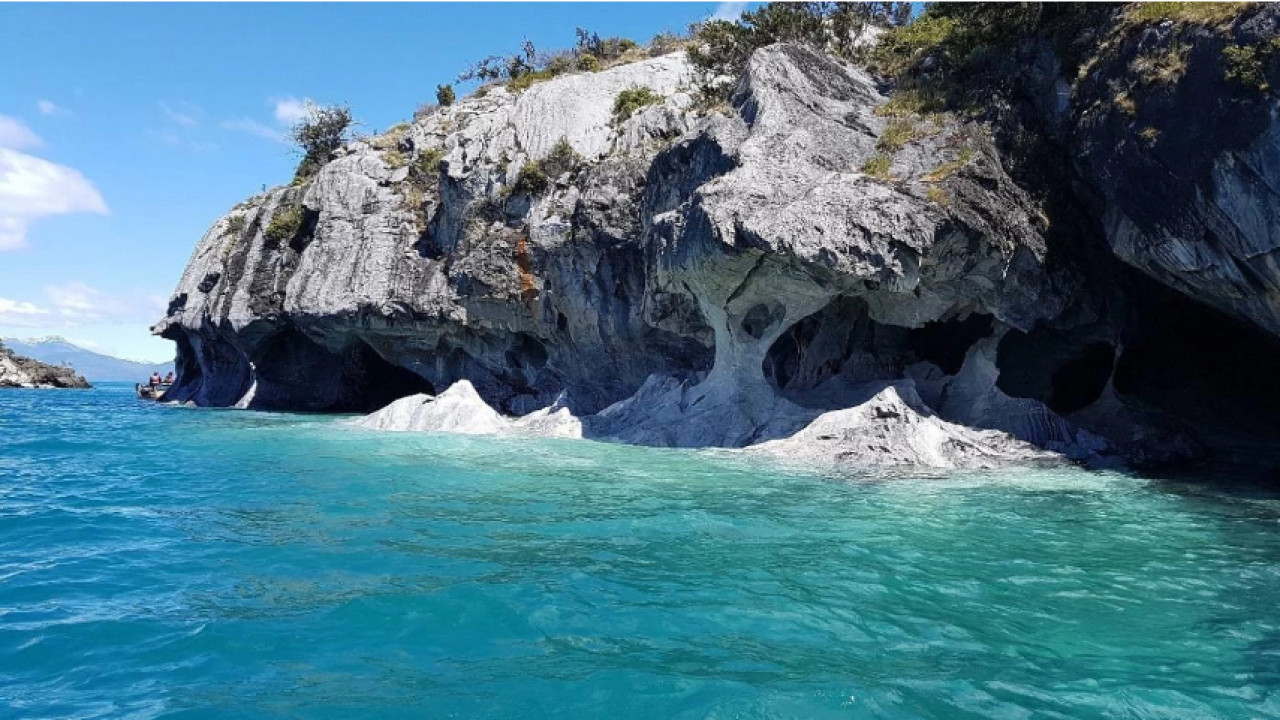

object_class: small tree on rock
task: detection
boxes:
[290,104,353,183]
[436,84,456,106]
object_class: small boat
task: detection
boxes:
[136,383,171,401]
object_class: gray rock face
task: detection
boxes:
[157,36,1280,469]
[0,341,90,389]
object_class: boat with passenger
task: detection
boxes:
[137,371,174,401]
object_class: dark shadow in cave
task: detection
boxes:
[1113,272,1280,436]
[904,313,994,375]
[333,341,436,413]
[763,295,995,407]
[250,328,434,412]
[997,328,1114,414]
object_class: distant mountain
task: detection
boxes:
[3,336,173,382]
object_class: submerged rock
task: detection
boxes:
[354,377,1052,470]
[156,8,1280,471]
[748,383,1057,470]
[354,380,583,438]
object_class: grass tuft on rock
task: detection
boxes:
[612,86,663,122]
[861,154,892,180]
[877,119,918,152]
[923,147,974,182]
[264,205,304,246]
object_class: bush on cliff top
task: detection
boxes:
[455,28,649,95]
[687,2,914,97]
[290,104,353,184]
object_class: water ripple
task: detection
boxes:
[2,384,1280,718]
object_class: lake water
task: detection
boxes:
[2,383,1279,718]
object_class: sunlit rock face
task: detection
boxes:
[0,342,90,389]
[157,12,1280,470]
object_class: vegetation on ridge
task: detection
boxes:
[290,104,354,184]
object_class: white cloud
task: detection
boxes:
[273,96,313,126]
[712,1,748,21]
[0,114,43,151]
[42,282,163,324]
[0,297,51,326]
[1,284,165,328]
[158,101,200,127]
[37,100,68,117]
[0,147,109,250]
[221,117,285,143]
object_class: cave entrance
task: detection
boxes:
[762,295,994,407]
[334,341,436,412]
[250,328,434,412]
[996,328,1115,414]
[1112,275,1280,437]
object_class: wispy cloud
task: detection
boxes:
[43,282,165,324]
[0,118,109,251]
[712,1,748,21]
[0,284,165,330]
[37,100,68,117]
[273,96,313,126]
[0,297,51,326]
[0,114,43,151]
[158,101,200,128]
[221,117,285,143]
[153,128,218,153]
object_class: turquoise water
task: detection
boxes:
[2,384,1280,719]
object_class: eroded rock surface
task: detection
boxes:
[156,24,1280,470]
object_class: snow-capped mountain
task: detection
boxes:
[2,337,172,382]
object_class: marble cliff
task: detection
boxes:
[155,5,1280,469]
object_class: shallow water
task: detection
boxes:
[2,383,1280,719]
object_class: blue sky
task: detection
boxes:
[0,2,743,362]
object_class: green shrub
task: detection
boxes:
[861,154,892,180]
[225,214,247,236]
[508,67,558,92]
[511,161,550,196]
[648,30,687,56]
[613,86,663,122]
[264,205,304,245]
[414,148,444,184]
[539,137,582,179]
[1224,38,1280,91]
[925,186,948,206]
[436,84,455,106]
[290,104,353,183]
[688,3,913,99]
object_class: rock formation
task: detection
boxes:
[0,341,91,389]
[155,5,1280,469]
